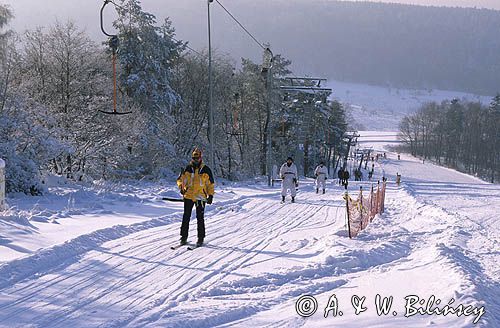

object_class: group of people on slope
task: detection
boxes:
[278,157,331,202]
[173,151,333,246]
[173,148,358,246]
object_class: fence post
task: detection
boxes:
[376,180,380,214]
[345,189,352,239]
[370,184,374,222]
[359,186,364,230]
[381,181,386,213]
[0,159,5,211]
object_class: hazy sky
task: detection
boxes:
[4,1,499,38]
[2,0,499,68]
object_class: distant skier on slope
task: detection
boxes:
[314,161,328,194]
[176,148,214,247]
[354,169,363,181]
[337,167,344,185]
[396,172,401,186]
[280,156,298,203]
[341,169,350,188]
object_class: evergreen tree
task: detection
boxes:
[113,0,185,119]
[112,0,187,175]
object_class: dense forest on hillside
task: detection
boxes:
[213,0,500,95]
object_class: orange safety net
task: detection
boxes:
[343,181,387,238]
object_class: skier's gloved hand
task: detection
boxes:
[180,188,186,195]
[207,195,213,204]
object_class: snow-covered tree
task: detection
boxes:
[113,0,184,117]
[0,4,13,109]
[0,4,11,52]
[111,0,187,175]
[170,53,210,163]
[0,97,65,194]
[0,5,57,194]
[8,22,152,182]
[16,23,116,179]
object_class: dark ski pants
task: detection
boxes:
[180,199,205,240]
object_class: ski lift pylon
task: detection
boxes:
[99,0,132,115]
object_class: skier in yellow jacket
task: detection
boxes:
[177,148,215,247]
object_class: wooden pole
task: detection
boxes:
[376,180,380,214]
[345,189,352,239]
[359,186,364,230]
[370,184,374,222]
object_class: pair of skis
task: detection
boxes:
[170,243,202,251]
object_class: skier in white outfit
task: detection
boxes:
[314,161,328,194]
[279,157,298,203]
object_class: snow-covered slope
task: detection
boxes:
[0,180,183,263]
[0,132,498,327]
[327,80,493,130]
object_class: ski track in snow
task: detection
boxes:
[0,132,499,327]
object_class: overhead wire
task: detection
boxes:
[176,40,204,57]
[207,3,327,115]
[213,0,266,51]
[211,2,324,87]
[211,2,326,94]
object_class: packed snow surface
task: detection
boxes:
[0,132,498,327]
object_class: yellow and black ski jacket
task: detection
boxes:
[177,163,215,202]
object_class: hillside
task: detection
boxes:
[204,0,500,95]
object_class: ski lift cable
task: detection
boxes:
[176,40,204,57]
[212,2,325,115]
[214,0,266,51]
[102,0,203,57]
[213,0,328,94]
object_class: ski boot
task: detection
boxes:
[196,238,204,247]
[180,237,187,246]
[281,196,285,203]
[323,189,326,194]
[291,197,295,203]
[316,188,319,194]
